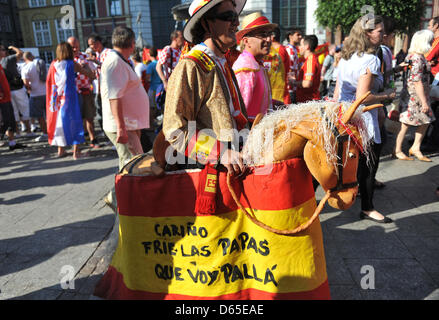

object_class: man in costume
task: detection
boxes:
[162,0,249,176]
[233,12,275,123]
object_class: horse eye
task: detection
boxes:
[348,152,356,159]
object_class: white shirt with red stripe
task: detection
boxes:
[157,45,181,80]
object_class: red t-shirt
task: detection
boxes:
[0,65,11,103]
[296,54,321,103]
[425,37,439,76]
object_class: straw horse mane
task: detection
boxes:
[242,101,371,168]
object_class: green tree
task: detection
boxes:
[315,0,425,35]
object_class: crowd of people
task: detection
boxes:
[1,0,438,210]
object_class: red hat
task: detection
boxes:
[236,12,278,42]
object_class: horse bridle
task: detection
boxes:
[320,107,360,193]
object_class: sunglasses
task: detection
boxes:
[213,11,239,23]
[245,31,274,39]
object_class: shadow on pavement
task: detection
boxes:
[0,214,115,278]
[0,148,118,176]
[0,167,116,194]
[0,193,46,205]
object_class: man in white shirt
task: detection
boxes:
[21,52,47,141]
[101,26,150,170]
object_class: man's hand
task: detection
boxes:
[384,88,396,100]
[220,149,247,176]
[116,126,128,144]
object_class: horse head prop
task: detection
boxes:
[239,91,382,234]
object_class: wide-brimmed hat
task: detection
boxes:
[183,0,247,44]
[236,12,278,42]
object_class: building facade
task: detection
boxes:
[17,0,75,63]
[75,0,132,49]
[75,0,183,51]
[243,0,326,44]
[0,0,23,47]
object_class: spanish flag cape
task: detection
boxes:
[94,157,331,300]
[46,60,84,147]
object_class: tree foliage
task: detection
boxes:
[315,0,425,35]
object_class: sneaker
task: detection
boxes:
[9,143,27,151]
[34,134,48,142]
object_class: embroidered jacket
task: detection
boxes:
[163,45,248,153]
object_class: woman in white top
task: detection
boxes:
[334,14,396,224]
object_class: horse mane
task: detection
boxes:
[243,101,371,167]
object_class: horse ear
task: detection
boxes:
[362,104,384,112]
[251,113,264,130]
[341,91,371,124]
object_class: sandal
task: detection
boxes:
[408,149,432,162]
[393,151,414,161]
[90,139,101,149]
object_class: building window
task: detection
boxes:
[55,19,74,43]
[33,21,52,47]
[40,51,54,64]
[29,0,47,7]
[0,14,12,33]
[109,0,122,16]
[279,0,306,30]
[84,0,97,18]
[52,0,70,5]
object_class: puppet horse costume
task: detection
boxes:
[94,92,381,299]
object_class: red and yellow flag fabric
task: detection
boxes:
[94,158,330,300]
[315,42,329,65]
